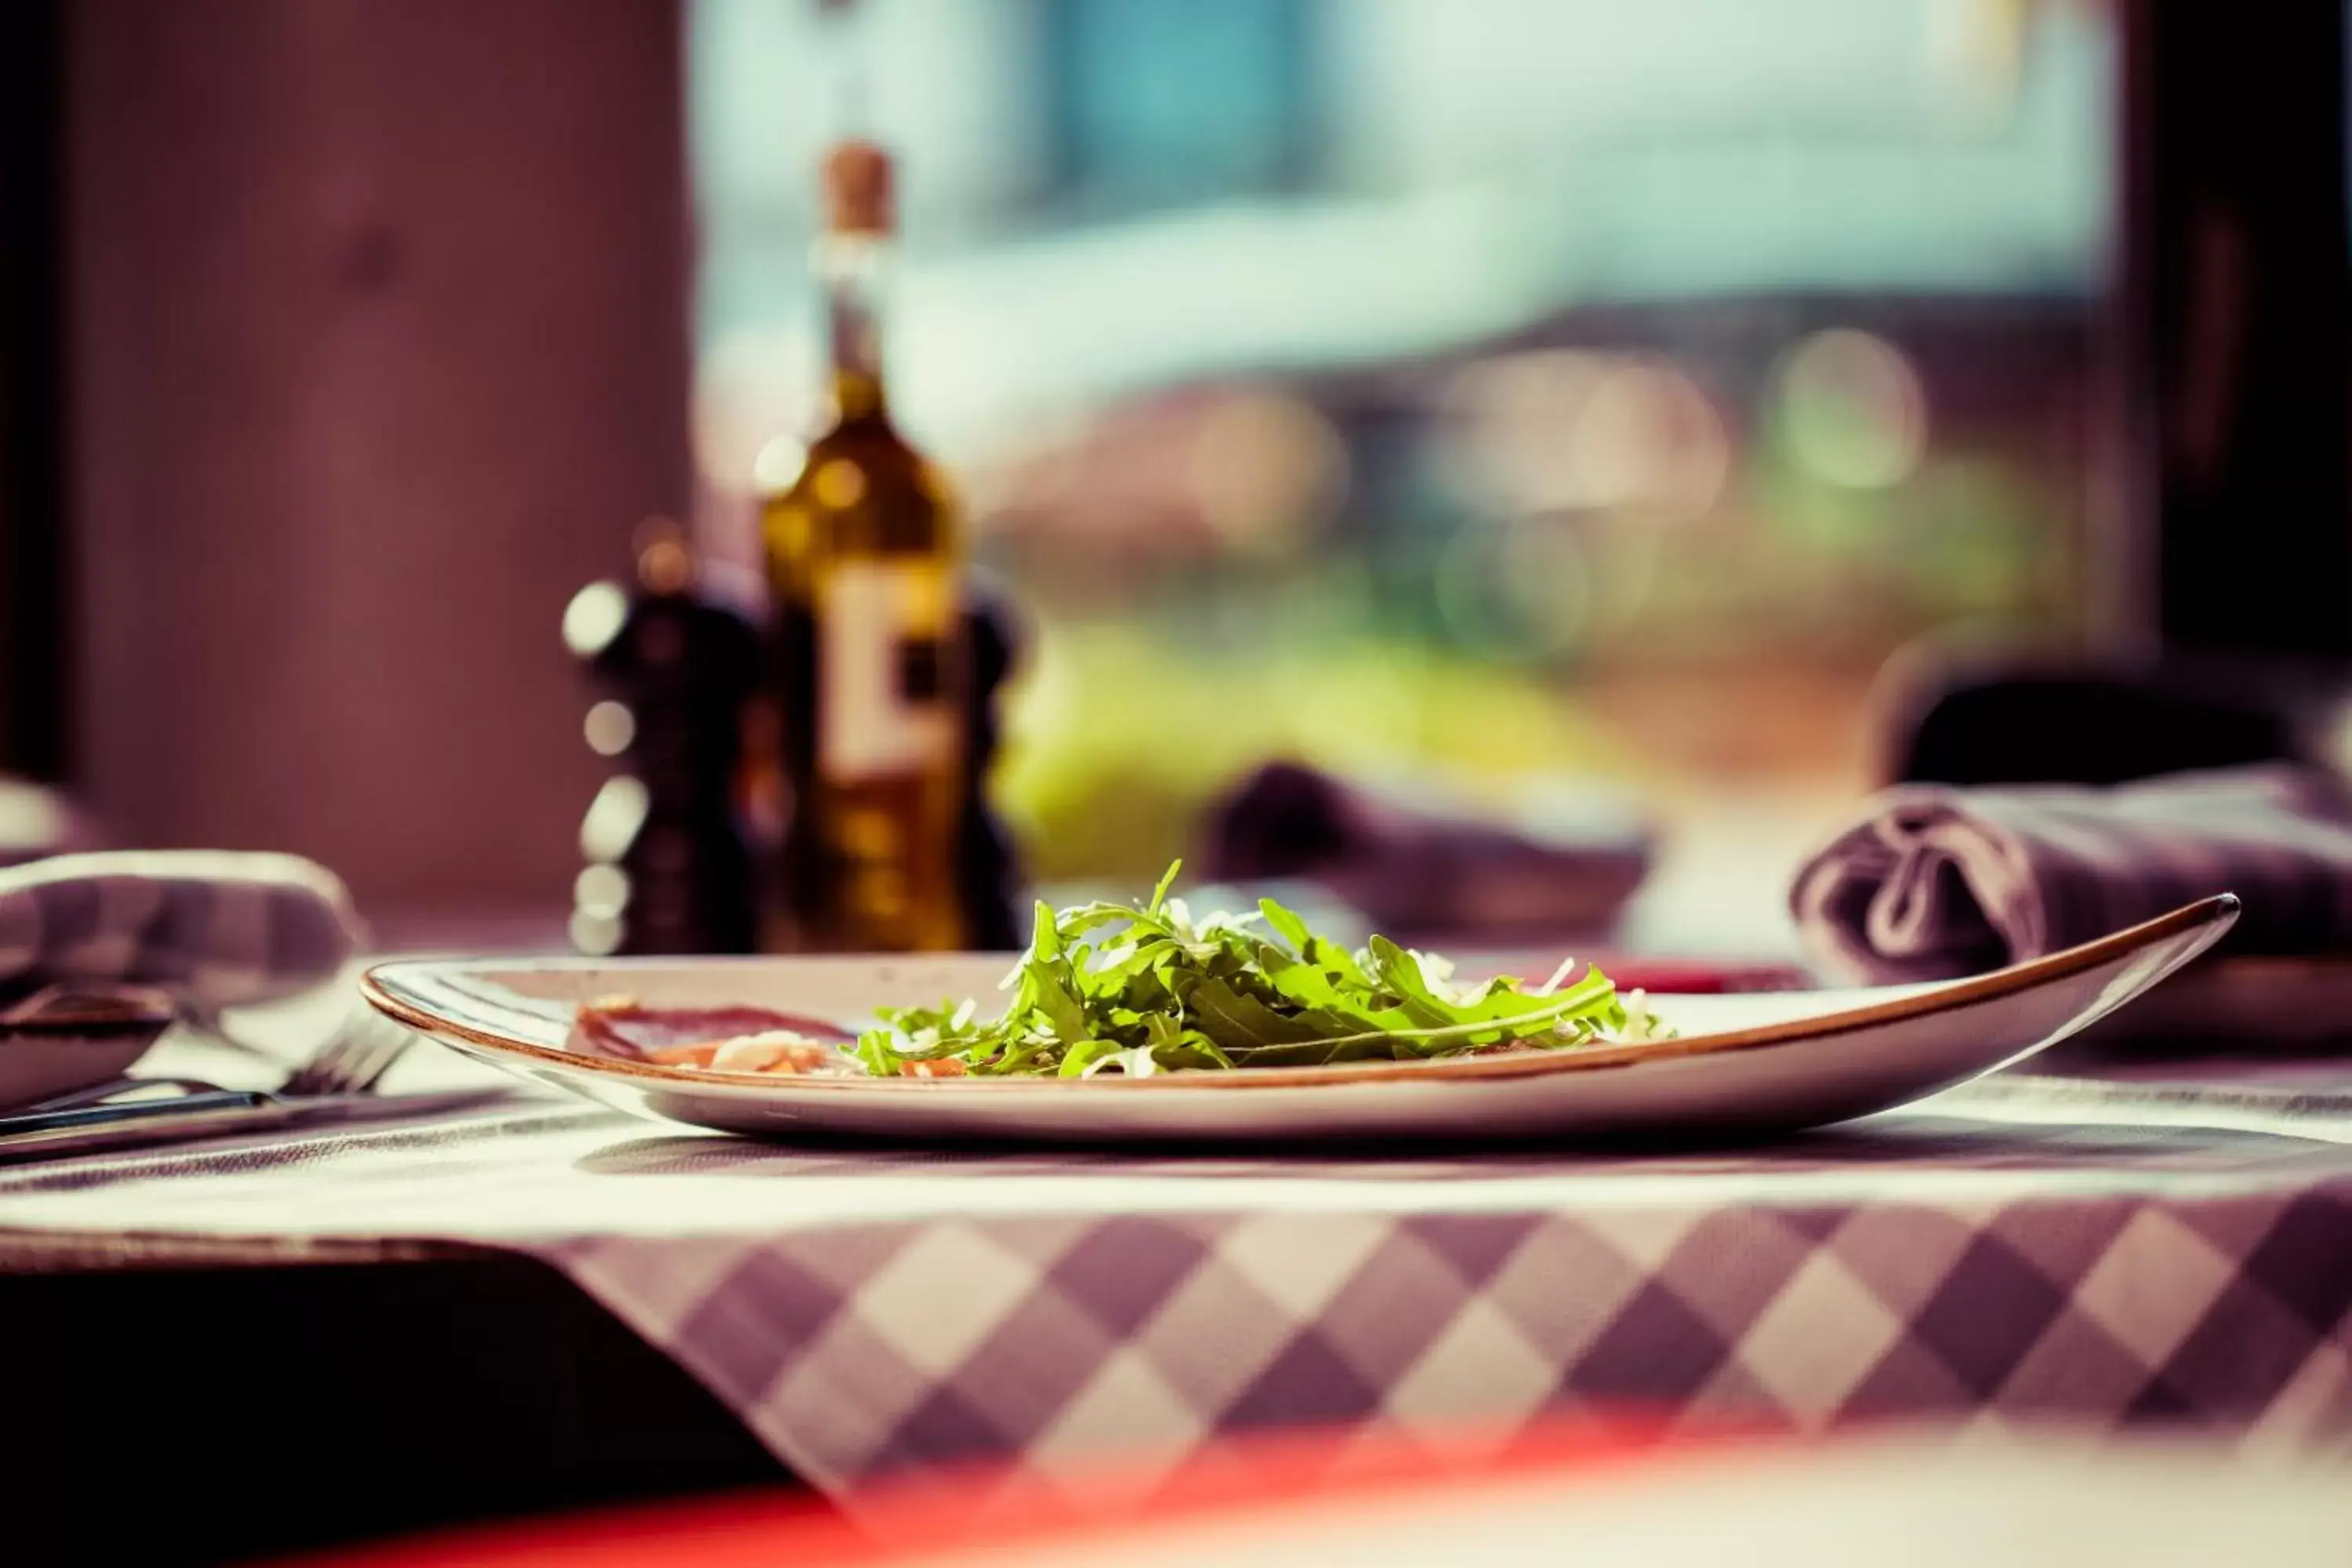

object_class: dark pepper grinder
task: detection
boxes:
[564,518,763,955]
[956,583,1024,950]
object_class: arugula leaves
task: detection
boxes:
[855,862,1648,1079]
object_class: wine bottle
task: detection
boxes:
[759,141,967,952]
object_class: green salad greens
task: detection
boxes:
[855,862,1658,1080]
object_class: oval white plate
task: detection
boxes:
[362,895,2238,1147]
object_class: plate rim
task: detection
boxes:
[361,894,2239,1095]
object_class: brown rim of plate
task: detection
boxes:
[360,893,2238,1094]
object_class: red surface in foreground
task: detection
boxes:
[289,1417,1757,1568]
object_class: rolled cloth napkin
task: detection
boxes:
[1791,764,2352,984]
[0,851,365,1009]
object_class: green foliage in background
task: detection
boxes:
[989,617,1631,881]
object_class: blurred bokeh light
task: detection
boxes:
[1773,330,1931,490]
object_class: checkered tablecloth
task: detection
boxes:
[2,1069,2350,1508]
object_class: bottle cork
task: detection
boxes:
[822,140,895,235]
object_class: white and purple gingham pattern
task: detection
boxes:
[1,1071,2347,1504]
[0,851,362,1008]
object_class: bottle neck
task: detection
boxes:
[818,233,889,424]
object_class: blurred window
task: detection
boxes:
[1040,0,1313,213]
[691,0,2114,880]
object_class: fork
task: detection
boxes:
[274,1004,419,1098]
[176,996,419,1098]
[11,1001,421,1126]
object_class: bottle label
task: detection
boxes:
[818,563,955,781]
